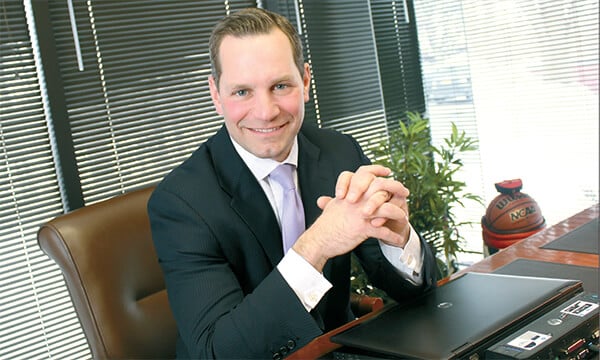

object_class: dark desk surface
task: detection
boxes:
[288,204,599,360]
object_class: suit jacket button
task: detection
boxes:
[279,346,289,356]
[272,352,282,360]
[287,339,296,350]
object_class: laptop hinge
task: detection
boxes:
[451,342,472,357]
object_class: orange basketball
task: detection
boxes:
[484,192,545,234]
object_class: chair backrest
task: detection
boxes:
[37,186,177,359]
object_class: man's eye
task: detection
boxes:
[274,84,288,90]
[235,89,248,96]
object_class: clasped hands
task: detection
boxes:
[293,165,411,272]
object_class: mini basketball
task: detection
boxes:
[484,192,545,234]
[482,179,545,250]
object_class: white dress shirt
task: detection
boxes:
[231,137,423,312]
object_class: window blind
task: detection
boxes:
[2,1,255,358]
[294,0,425,158]
[294,0,387,157]
[0,1,89,359]
[371,0,426,129]
[42,0,255,206]
[414,0,599,257]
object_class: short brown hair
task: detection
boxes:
[209,8,304,87]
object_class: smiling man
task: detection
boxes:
[148,8,437,359]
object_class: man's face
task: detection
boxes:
[209,29,310,162]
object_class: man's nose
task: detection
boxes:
[253,93,280,120]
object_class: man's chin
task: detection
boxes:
[254,147,290,162]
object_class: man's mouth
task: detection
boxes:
[250,125,284,133]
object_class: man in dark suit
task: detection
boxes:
[148,8,437,359]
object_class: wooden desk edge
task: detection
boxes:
[455,203,598,276]
[287,204,599,360]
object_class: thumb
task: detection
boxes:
[316,196,333,210]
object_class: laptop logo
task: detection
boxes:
[437,301,453,309]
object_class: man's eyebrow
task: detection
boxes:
[229,83,249,90]
[223,81,252,92]
[225,75,297,91]
[272,75,297,84]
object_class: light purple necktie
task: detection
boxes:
[269,164,305,254]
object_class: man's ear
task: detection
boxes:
[303,63,311,103]
[208,75,223,115]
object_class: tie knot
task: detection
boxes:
[269,163,296,191]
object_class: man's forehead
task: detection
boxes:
[218,30,296,75]
[220,28,290,49]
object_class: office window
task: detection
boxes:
[371,0,426,129]
[268,0,425,157]
[0,2,89,359]
[2,1,254,358]
[37,0,255,207]
[414,0,599,260]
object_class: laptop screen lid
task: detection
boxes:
[331,272,582,359]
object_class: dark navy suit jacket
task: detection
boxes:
[148,123,437,359]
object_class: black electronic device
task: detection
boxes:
[331,272,583,360]
[485,292,599,359]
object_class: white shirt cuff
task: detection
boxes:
[378,224,424,285]
[277,249,333,312]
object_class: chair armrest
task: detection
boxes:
[350,293,384,317]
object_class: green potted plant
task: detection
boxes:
[351,111,483,297]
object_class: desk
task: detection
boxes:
[288,204,599,359]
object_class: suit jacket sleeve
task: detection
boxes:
[355,234,437,302]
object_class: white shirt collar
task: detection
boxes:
[230,136,299,181]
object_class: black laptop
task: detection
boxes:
[331,272,582,359]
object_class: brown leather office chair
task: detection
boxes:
[37,186,383,359]
[37,186,177,359]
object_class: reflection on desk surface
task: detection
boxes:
[494,258,599,294]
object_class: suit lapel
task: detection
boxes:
[209,127,283,267]
[296,132,331,227]
[296,131,336,281]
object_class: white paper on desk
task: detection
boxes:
[561,300,599,317]
[507,331,551,350]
